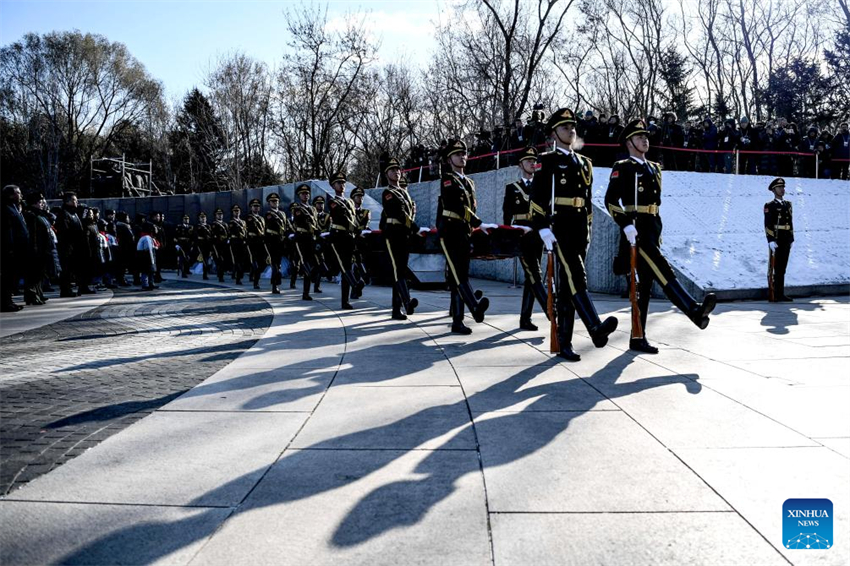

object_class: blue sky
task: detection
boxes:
[0,0,443,102]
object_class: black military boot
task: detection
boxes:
[557,304,580,362]
[396,279,418,315]
[391,288,407,320]
[572,290,618,348]
[629,337,659,354]
[351,274,365,299]
[341,277,353,310]
[290,269,298,289]
[458,282,489,323]
[519,283,538,331]
[663,280,716,330]
[301,270,312,301]
[450,290,472,334]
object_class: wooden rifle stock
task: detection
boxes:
[629,244,643,339]
[547,250,559,353]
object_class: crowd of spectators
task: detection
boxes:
[1,186,165,312]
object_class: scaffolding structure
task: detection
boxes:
[89,154,157,197]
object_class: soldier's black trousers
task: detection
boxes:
[772,242,791,297]
[230,240,250,282]
[439,234,470,288]
[213,243,229,281]
[248,240,267,285]
[329,232,359,304]
[633,240,679,331]
[266,239,284,287]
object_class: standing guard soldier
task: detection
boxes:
[380,155,424,320]
[437,138,499,334]
[313,195,330,294]
[174,214,193,278]
[194,212,213,280]
[530,108,618,361]
[228,204,249,285]
[503,146,548,331]
[351,186,371,285]
[327,171,365,309]
[264,192,290,294]
[291,184,320,301]
[288,201,301,290]
[211,208,230,283]
[605,118,716,353]
[764,177,794,302]
[246,198,267,290]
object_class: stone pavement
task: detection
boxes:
[0,274,847,566]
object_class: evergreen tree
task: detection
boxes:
[658,47,695,120]
[169,88,225,193]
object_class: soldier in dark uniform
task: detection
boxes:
[503,146,547,331]
[55,192,90,296]
[288,201,301,290]
[194,212,213,280]
[211,208,230,283]
[228,204,249,285]
[313,195,330,294]
[264,192,290,294]
[437,139,499,334]
[380,155,423,320]
[530,109,618,361]
[764,177,794,302]
[605,119,717,354]
[351,186,371,285]
[246,198,267,290]
[327,171,365,309]
[174,214,193,278]
[291,184,319,301]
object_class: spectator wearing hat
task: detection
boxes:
[530,109,618,361]
[22,192,58,305]
[659,112,684,171]
[246,199,268,289]
[765,178,793,301]
[264,192,291,294]
[380,156,423,320]
[194,212,213,280]
[2,185,29,311]
[831,122,849,180]
[738,117,757,174]
[174,214,194,278]
[503,146,548,331]
[327,171,365,309]
[312,195,329,294]
[290,184,321,301]
[701,117,719,172]
[605,119,717,354]
[211,208,230,283]
[436,138,497,334]
[718,118,740,173]
[602,115,624,166]
[228,204,249,285]
[798,126,821,177]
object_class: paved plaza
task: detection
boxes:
[0,276,847,565]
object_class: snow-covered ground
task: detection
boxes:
[591,169,850,291]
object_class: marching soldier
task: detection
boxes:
[503,146,548,331]
[246,198,267,290]
[380,155,423,320]
[604,118,716,353]
[291,184,320,301]
[765,177,793,302]
[228,204,250,285]
[174,214,193,277]
[211,208,230,283]
[194,212,213,280]
[531,108,618,361]
[437,138,499,334]
[327,171,365,309]
[288,201,301,290]
[264,192,290,294]
[351,186,371,285]
[313,195,330,294]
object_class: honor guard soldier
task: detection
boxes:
[437,138,499,334]
[351,186,371,284]
[503,146,548,331]
[291,184,320,300]
[531,108,618,361]
[380,155,423,320]
[175,214,193,277]
[194,212,213,280]
[264,192,290,294]
[287,201,301,290]
[605,118,716,353]
[211,208,230,282]
[327,171,365,309]
[228,204,249,285]
[313,195,330,294]
[246,198,267,289]
[765,177,794,302]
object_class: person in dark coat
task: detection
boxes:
[1,185,29,311]
[114,211,135,286]
[701,117,718,172]
[659,112,684,171]
[831,121,849,180]
[22,192,59,305]
[718,118,740,173]
[55,192,93,296]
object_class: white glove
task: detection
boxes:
[511,224,532,233]
[538,228,557,251]
[769,241,778,252]
[623,224,638,245]
[360,229,372,235]
[479,223,499,231]
[419,227,431,234]
[288,233,295,240]
[320,232,330,238]
[175,244,181,252]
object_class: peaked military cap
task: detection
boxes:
[382,156,401,173]
[312,195,325,205]
[443,138,467,159]
[25,192,45,205]
[198,211,207,218]
[329,171,346,185]
[214,208,223,214]
[182,213,190,220]
[296,183,311,196]
[518,146,538,163]
[546,108,576,133]
[249,198,262,206]
[266,192,280,202]
[769,178,786,191]
[231,204,241,211]
[619,119,650,145]
[350,186,365,199]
